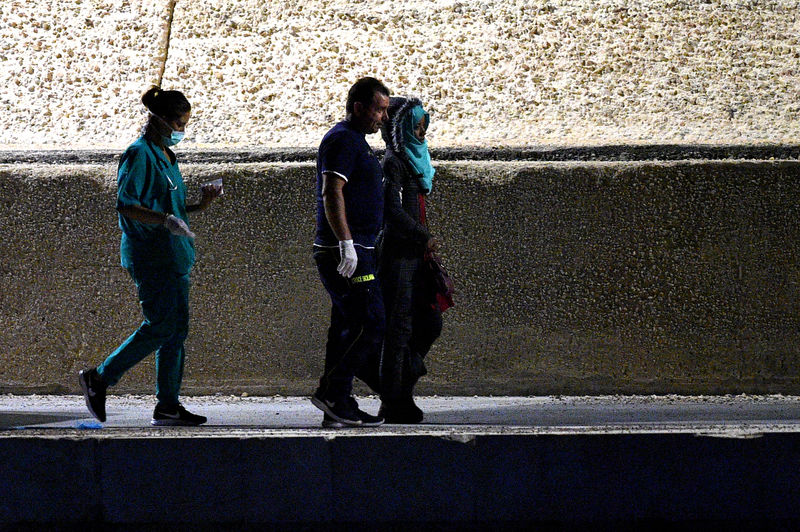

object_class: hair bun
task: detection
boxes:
[140,86,190,122]
[141,85,162,112]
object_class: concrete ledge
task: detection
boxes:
[2,144,800,164]
[2,160,800,395]
[2,395,799,527]
[2,431,799,527]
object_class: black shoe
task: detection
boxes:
[348,397,384,427]
[311,391,362,426]
[318,402,383,428]
[79,368,107,422]
[379,398,424,424]
[151,403,207,426]
[322,413,345,428]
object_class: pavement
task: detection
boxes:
[1,393,799,436]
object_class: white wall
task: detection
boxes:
[2,0,799,149]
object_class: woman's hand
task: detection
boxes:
[186,183,222,213]
[200,183,223,206]
[426,237,440,254]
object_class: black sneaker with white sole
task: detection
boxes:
[151,403,207,426]
[78,368,107,423]
[322,413,345,428]
[322,408,384,428]
[311,391,362,426]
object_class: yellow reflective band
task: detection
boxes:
[351,274,375,283]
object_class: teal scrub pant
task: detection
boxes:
[97,265,190,407]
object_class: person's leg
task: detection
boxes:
[381,258,443,424]
[348,247,385,395]
[351,246,395,395]
[313,247,385,425]
[154,273,190,408]
[314,248,355,402]
[315,247,386,399]
[407,262,443,384]
[321,295,347,391]
[380,255,417,404]
[143,272,206,426]
[403,304,442,394]
[96,266,180,387]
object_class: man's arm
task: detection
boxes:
[321,171,357,278]
[321,172,351,241]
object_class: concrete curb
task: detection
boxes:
[3,396,799,526]
[2,431,799,527]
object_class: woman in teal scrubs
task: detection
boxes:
[79,87,221,426]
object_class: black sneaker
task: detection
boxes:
[78,368,107,422]
[311,391,362,426]
[151,403,207,426]
[379,399,423,424]
[322,413,345,428]
[319,401,384,428]
[348,397,384,427]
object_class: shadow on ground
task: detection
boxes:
[0,412,86,429]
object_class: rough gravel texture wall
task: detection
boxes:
[1,161,798,395]
[2,0,799,149]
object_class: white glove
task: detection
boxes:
[337,239,357,278]
[164,214,196,239]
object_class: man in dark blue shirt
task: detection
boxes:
[312,77,390,427]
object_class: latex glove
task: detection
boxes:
[164,214,196,239]
[337,239,357,278]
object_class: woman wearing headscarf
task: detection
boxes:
[378,97,442,423]
[78,86,221,426]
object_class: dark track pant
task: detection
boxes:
[314,246,385,401]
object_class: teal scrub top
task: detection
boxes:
[117,136,195,275]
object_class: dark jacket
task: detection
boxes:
[380,97,431,257]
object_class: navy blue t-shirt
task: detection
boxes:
[314,120,384,248]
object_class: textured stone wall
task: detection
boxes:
[1,160,799,395]
[2,0,799,149]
